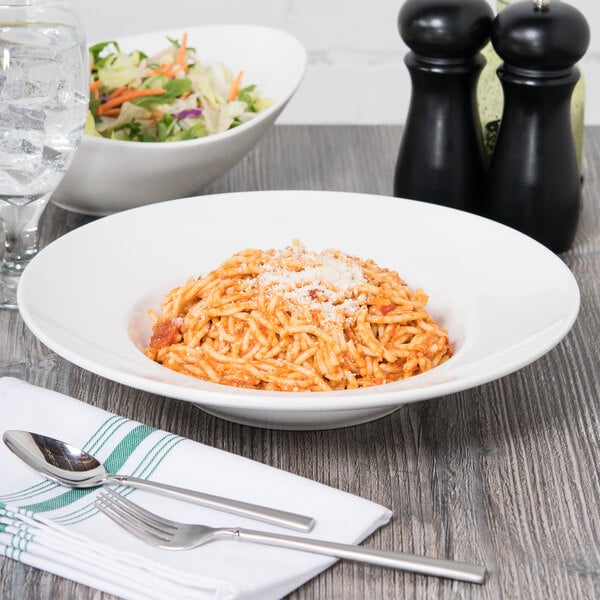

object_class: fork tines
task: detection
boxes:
[95,489,174,543]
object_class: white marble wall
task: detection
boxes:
[78,0,599,124]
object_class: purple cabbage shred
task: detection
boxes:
[173,108,203,119]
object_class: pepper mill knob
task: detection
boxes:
[492,0,590,71]
[394,0,493,213]
[399,0,493,59]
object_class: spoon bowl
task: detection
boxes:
[2,430,314,532]
[3,430,108,487]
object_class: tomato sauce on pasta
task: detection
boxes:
[145,241,453,391]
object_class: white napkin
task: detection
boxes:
[0,377,392,600]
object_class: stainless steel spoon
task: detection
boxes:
[2,430,314,532]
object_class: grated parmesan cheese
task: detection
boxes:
[256,243,366,323]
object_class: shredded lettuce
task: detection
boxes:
[87,35,270,143]
[97,50,143,89]
[83,111,101,137]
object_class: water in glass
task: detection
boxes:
[0,9,87,308]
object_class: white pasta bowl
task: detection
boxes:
[51,25,307,216]
[18,190,580,430]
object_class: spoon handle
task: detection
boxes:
[106,474,315,532]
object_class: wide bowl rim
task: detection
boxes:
[20,190,581,416]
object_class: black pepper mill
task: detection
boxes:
[394,0,493,213]
[483,0,590,253]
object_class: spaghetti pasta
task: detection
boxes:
[144,241,453,391]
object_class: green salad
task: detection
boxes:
[87,33,270,142]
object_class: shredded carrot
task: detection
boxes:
[161,61,175,75]
[97,87,167,116]
[90,80,102,100]
[101,108,121,118]
[109,86,127,100]
[147,34,190,78]
[175,32,188,71]
[228,70,244,102]
[180,90,191,100]
[151,109,164,120]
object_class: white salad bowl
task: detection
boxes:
[52,25,307,216]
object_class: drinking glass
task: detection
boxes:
[0,0,88,308]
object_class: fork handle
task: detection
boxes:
[107,475,315,533]
[231,528,486,584]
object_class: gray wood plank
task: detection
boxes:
[1,125,599,599]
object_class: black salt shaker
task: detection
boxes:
[393,0,493,213]
[483,0,590,253]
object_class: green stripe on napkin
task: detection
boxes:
[84,416,130,456]
[20,424,155,513]
[55,433,183,525]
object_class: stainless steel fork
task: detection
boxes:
[95,489,487,584]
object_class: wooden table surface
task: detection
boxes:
[1,125,599,600]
